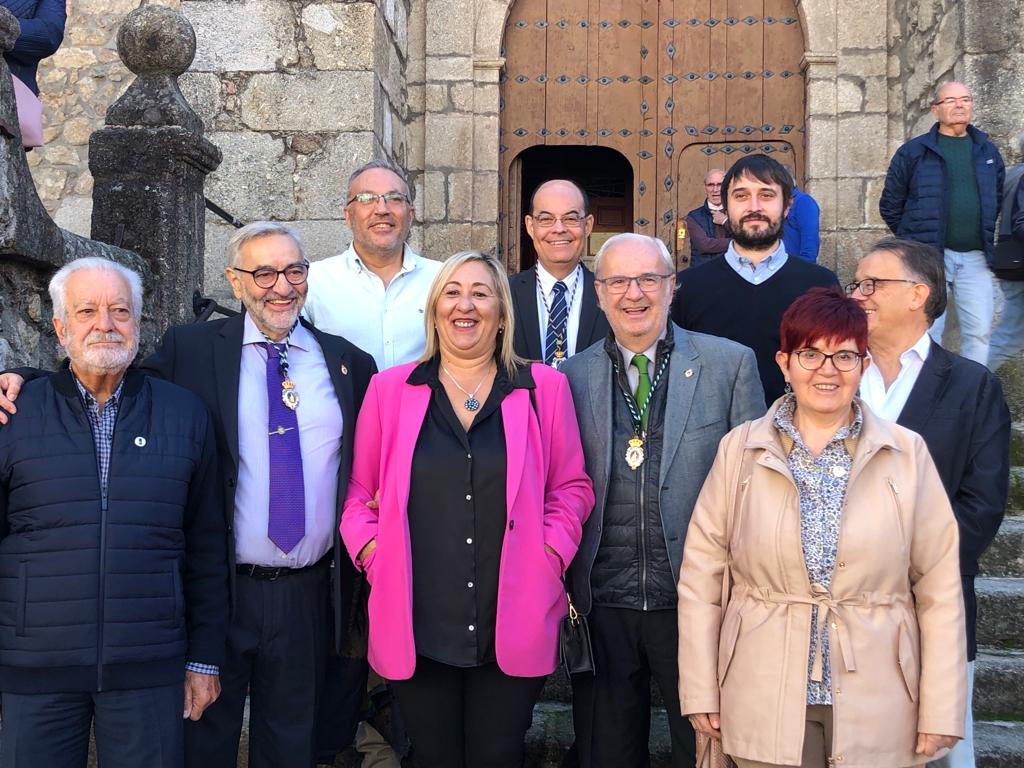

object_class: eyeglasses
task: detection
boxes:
[933,96,973,107]
[232,262,309,289]
[793,348,865,372]
[530,212,586,228]
[347,191,410,207]
[844,277,918,296]
[596,273,674,294]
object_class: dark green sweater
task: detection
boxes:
[938,133,983,251]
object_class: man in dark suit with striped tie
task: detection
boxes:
[509,179,610,367]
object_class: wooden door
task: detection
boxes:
[499,0,806,269]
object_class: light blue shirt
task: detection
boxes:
[234,315,344,567]
[723,240,789,285]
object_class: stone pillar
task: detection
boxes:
[89,5,222,335]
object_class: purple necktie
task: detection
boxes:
[265,343,305,553]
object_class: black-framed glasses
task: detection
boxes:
[530,212,586,228]
[793,348,865,372]
[232,262,309,289]
[844,277,917,296]
[596,273,674,294]
[347,191,410,207]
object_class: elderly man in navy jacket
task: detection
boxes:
[0,257,227,768]
[879,81,1005,365]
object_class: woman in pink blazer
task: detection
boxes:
[341,251,594,767]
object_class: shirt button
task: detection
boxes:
[467,581,474,588]
[468,624,475,632]
[466,538,473,544]
[838,561,846,568]
[467,454,472,460]
[465,494,472,501]
[831,622,838,629]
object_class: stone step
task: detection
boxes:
[976,720,1024,768]
[974,648,1024,719]
[981,515,1024,577]
[525,702,671,767]
[975,577,1024,648]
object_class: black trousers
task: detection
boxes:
[185,562,330,768]
[571,605,696,768]
[390,655,546,768]
[0,683,184,768]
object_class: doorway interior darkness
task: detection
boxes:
[515,145,633,272]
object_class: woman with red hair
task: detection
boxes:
[677,287,966,768]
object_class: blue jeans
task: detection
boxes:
[928,249,994,365]
[988,279,1024,371]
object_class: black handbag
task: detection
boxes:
[993,237,1024,280]
[993,165,1024,281]
[559,588,595,679]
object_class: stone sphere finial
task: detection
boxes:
[117,5,195,77]
[0,8,21,54]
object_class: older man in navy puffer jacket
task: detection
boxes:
[879,81,1005,365]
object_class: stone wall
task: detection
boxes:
[30,0,410,309]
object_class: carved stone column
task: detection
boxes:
[89,5,222,337]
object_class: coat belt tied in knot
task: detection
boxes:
[735,583,899,683]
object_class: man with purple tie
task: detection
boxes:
[139,221,378,768]
[0,232,377,764]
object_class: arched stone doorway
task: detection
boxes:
[497,0,807,270]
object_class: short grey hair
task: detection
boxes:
[227,221,305,268]
[867,237,947,322]
[49,257,143,323]
[592,233,674,276]
[346,158,412,202]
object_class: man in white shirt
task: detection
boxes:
[304,159,437,767]
[848,237,1010,768]
[509,179,609,366]
[303,159,441,370]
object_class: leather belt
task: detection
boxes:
[236,552,331,581]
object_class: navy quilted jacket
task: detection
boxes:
[0,365,227,693]
[879,122,1005,262]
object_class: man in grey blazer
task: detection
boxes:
[561,233,765,768]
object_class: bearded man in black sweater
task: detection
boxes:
[671,155,839,404]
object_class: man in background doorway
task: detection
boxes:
[510,179,610,365]
[683,169,730,267]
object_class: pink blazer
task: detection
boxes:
[341,361,594,680]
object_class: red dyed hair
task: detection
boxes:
[779,286,868,354]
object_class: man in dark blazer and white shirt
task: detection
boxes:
[849,237,1009,768]
[510,179,610,365]
[0,221,376,768]
[561,233,764,768]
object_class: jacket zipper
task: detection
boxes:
[94,401,121,693]
[639,458,648,611]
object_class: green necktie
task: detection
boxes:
[632,353,651,432]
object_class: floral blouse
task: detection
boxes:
[773,395,863,705]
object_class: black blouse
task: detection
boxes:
[406,357,534,667]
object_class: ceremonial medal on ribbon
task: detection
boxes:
[625,436,645,470]
[281,378,299,410]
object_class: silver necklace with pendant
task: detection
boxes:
[441,362,493,411]
[263,329,299,411]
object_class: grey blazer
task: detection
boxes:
[561,323,765,614]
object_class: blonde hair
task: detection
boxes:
[421,251,526,378]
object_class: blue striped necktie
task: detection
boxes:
[544,280,568,365]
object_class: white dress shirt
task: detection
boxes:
[234,315,344,567]
[535,262,585,358]
[859,332,931,421]
[303,244,442,369]
[616,329,667,395]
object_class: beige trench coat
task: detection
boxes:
[677,399,966,768]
